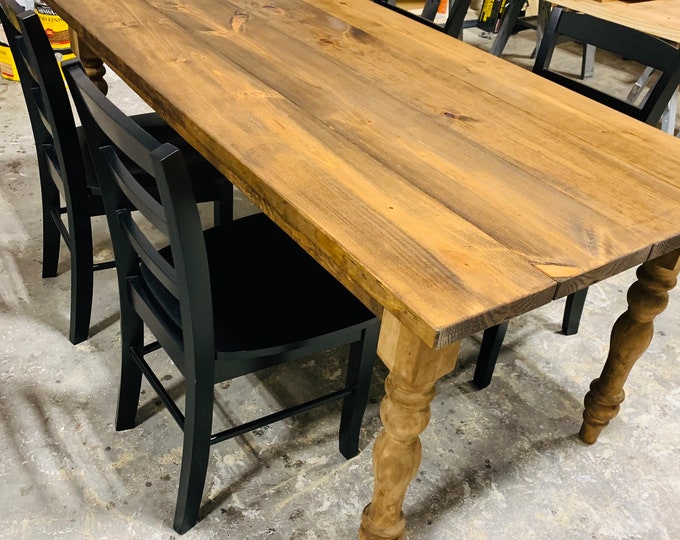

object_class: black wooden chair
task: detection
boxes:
[63,59,380,534]
[0,0,231,344]
[372,0,468,38]
[375,0,529,56]
[474,6,680,389]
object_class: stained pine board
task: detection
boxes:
[550,0,680,42]
[47,0,680,348]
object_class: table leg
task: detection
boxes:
[580,249,680,444]
[360,311,460,540]
[68,29,107,95]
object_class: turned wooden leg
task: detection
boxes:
[360,311,459,540]
[69,29,107,94]
[580,250,680,444]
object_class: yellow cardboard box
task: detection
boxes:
[0,42,74,81]
[0,43,19,81]
[0,2,72,82]
[35,2,70,51]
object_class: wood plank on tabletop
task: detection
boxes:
[315,0,680,176]
[153,0,680,299]
[549,0,680,43]
[47,0,560,349]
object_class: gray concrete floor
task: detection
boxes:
[1,24,679,540]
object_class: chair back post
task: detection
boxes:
[150,144,217,379]
[1,3,91,210]
[0,3,47,147]
[532,6,561,78]
[642,55,680,125]
[533,6,680,127]
[62,59,216,382]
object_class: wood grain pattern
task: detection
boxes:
[46,0,680,350]
[41,1,680,538]
[548,0,680,42]
[360,311,459,540]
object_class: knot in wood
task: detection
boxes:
[442,111,474,122]
[262,4,286,15]
[230,11,250,32]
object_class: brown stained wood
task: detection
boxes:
[360,311,460,540]
[161,0,680,276]
[166,1,680,232]
[549,0,680,42]
[549,250,654,299]
[68,29,107,94]
[45,0,680,352]
[46,0,559,348]
[145,3,640,262]
[43,1,680,538]
[580,249,680,443]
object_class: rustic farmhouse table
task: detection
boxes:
[46,0,680,537]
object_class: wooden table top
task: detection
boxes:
[548,0,680,43]
[47,0,680,350]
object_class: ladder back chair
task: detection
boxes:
[474,6,680,389]
[0,0,231,344]
[383,0,530,56]
[63,59,380,534]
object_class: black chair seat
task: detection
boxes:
[65,57,379,534]
[140,213,374,353]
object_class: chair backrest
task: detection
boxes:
[372,0,468,38]
[372,0,444,33]
[62,58,216,372]
[0,0,91,204]
[420,0,469,38]
[533,7,680,126]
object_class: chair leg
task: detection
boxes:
[68,227,94,344]
[489,0,526,57]
[115,311,144,431]
[173,383,214,534]
[42,215,61,278]
[40,185,61,279]
[443,0,472,39]
[580,44,596,79]
[562,287,588,336]
[420,0,439,21]
[473,321,509,389]
[213,181,234,226]
[339,324,379,459]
